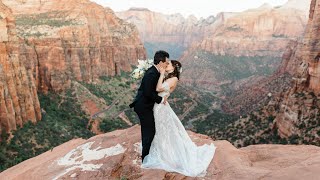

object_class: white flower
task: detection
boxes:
[137,59,146,69]
[133,68,140,73]
[131,70,141,79]
[179,67,183,73]
[131,59,154,80]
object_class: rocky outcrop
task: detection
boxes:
[272,0,320,138]
[116,8,236,48]
[2,0,146,92]
[223,0,320,143]
[179,0,310,91]
[222,0,318,113]
[1,125,320,179]
[291,0,320,93]
[0,2,41,135]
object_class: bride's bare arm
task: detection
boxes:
[166,77,178,93]
[156,68,166,92]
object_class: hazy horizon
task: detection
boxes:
[92,0,289,18]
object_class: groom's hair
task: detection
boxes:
[154,50,169,65]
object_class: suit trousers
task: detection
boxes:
[134,107,156,162]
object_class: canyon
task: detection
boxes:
[217,0,320,147]
[1,0,319,176]
[180,0,311,90]
[117,8,236,49]
[117,1,311,91]
[0,0,146,134]
[3,0,146,93]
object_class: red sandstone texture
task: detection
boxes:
[1,125,320,180]
[0,1,41,135]
[3,0,146,92]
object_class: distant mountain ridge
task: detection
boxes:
[116,8,237,58]
[179,0,311,91]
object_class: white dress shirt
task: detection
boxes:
[153,64,160,72]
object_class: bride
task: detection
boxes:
[141,60,216,177]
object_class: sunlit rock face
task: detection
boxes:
[273,0,320,138]
[0,1,41,135]
[116,8,235,48]
[294,0,320,93]
[1,125,320,179]
[179,0,310,92]
[2,0,146,93]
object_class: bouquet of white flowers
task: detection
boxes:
[131,59,154,79]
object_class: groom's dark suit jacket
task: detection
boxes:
[129,66,163,112]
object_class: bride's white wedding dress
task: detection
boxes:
[141,81,216,177]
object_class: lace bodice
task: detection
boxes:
[158,81,170,98]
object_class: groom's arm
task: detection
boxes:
[143,72,163,104]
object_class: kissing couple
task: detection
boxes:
[129,50,216,177]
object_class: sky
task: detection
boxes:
[91,0,288,18]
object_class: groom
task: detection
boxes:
[129,50,169,162]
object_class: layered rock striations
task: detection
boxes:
[196,0,310,57]
[273,0,320,138]
[222,0,320,145]
[116,8,236,48]
[3,0,146,92]
[0,1,41,135]
[180,0,311,90]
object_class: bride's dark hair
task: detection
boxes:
[164,60,182,81]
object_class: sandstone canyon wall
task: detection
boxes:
[116,8,237,58]
[116,8,235,48]
[290,0,320,93]
[197,1,310,57]
[3,0,146,93]
[222,40,299,115]
[180,0,311,90]
[273,0,320,138]
[221,0,320,145]
[227,0,319,114]
[0,1,41,135]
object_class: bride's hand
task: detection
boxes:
[159,65,166,75]
[163,95,168,105]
